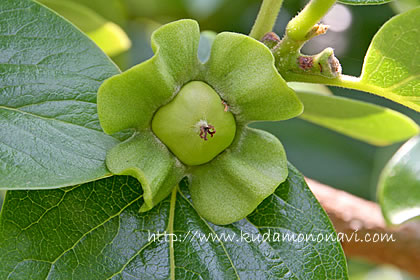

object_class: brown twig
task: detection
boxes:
[306,178,420,277]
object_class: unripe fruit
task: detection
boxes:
[152,81,236,165]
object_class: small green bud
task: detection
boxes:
[152,81,236,166]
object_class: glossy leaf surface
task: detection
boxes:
[360,7,420,112]
[378,136,420,225]
[0,164,348,279]
[0,0,120,189]
[295,89,419,146]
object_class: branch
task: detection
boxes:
[306,178,420,277]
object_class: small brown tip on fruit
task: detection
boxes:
[200,124,216,141]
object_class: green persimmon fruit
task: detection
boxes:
[152,81,236,165]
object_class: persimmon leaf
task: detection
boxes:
[378,136,420,225]
[0,164,348,279]
[290,83,419,146]
[338,0,392,5]
[0,0,120,189]
[359,7,420,111]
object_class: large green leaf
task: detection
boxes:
[291,85,419,146]
[359,7,420,112]
[0,0,120,189]
[378,135,420,225]
[37,0,131,57]
[0,164,348,279]
[337,0,392,4]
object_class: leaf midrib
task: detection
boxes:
[0,105,108,141]
[0,63,105,83]
[169,187,177,280]
[0,106,111,170]
[176,188,240,280]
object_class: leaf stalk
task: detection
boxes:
[249,0,284,40]
[286,0,336,41]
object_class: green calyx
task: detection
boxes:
[152,81,236,166]
[97,19,303,225]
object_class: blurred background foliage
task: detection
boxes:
[1,0,419,278]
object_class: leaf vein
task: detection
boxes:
[46,194,143,276]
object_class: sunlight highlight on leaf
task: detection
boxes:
[38,0,131,57]
[359,7,420,111]
[290,83,419,146]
